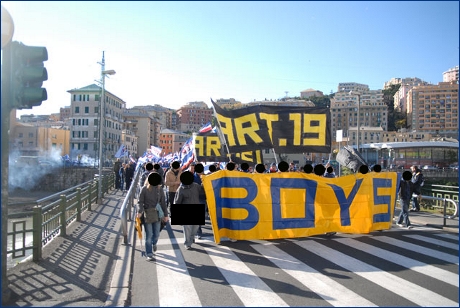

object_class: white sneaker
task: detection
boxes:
[146,254,154,261]
[396,224,404,227]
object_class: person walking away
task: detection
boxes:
[397,171,414,229]
[165,161,182,213]
[174,171,204,250]
[410,165,424,212]
[136,173,169,261]
[125,161,135,191]
[119,163,126,191]
[113,158,122,189]
[153,163,165,187]
[193,163,207,239]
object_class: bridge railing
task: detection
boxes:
[119,165,142,244]
[420,184,459,215]
[7,172,115,264]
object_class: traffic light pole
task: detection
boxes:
[1,42,12,304]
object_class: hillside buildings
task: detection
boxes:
[9,65,458,165]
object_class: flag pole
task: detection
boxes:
[211,98,232,162]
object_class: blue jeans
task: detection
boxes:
[411,194,420,211]
[144,221,161,255]
[397,198,411,227]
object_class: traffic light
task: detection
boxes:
[10,41,48,109]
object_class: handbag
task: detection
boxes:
[143,206,159,224]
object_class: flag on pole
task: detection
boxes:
[198,122,212,133]
[115,145,127,158]
[180,137,195,170]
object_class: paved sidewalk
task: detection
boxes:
[4,189,134,307]
[394,207,458,233]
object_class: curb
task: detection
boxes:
[105,215,135,306]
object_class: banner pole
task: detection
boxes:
[211,99,232,161]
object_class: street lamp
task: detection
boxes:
[350,91,361,152]
[98,67,116,204]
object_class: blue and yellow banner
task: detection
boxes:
[202,171,400,244]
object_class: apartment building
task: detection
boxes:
[123,108,155,157]
[246,98,315,107]
[119,128,138,159]
[330,87,387,147]
[391,77,431,112]
[67,84,126,164]
[406,81,458,138]
[214,98,242,110]
[443,65,459,83]
[176,101,213,132]
[159,128,190,154]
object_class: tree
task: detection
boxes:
[382,84,404,131]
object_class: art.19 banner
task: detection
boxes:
[211,100,331,153]
[202,171,400,244]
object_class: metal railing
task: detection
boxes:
[119,165,142,244]
[418,194,458,226]
[7,172,115,264]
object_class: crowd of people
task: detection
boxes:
[116,158,424,261]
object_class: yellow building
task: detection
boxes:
[9,110,70,158]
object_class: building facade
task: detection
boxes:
[406,81,458,138]
[159,128,190,155]
[391,77,431,112]
[443,65,459,83]
[330,87,387,147]
[67,84,126,164]
[176,101,213,133]
[123,109,154,158]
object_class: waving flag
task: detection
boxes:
[198,122,212,133]
[180,137,195,170]
[115,145,127,158]
[151,145,163,157]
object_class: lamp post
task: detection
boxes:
[97,54,116,204]
[350,91,361,152]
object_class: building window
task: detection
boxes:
[85,106,89,113]
[75,106,80,113]
[28,132,33,138]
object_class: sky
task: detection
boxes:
[2,1,459,118]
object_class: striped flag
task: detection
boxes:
[198,122,212,133]
[180,137,195,170]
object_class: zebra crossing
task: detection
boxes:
[129,223,459,307]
